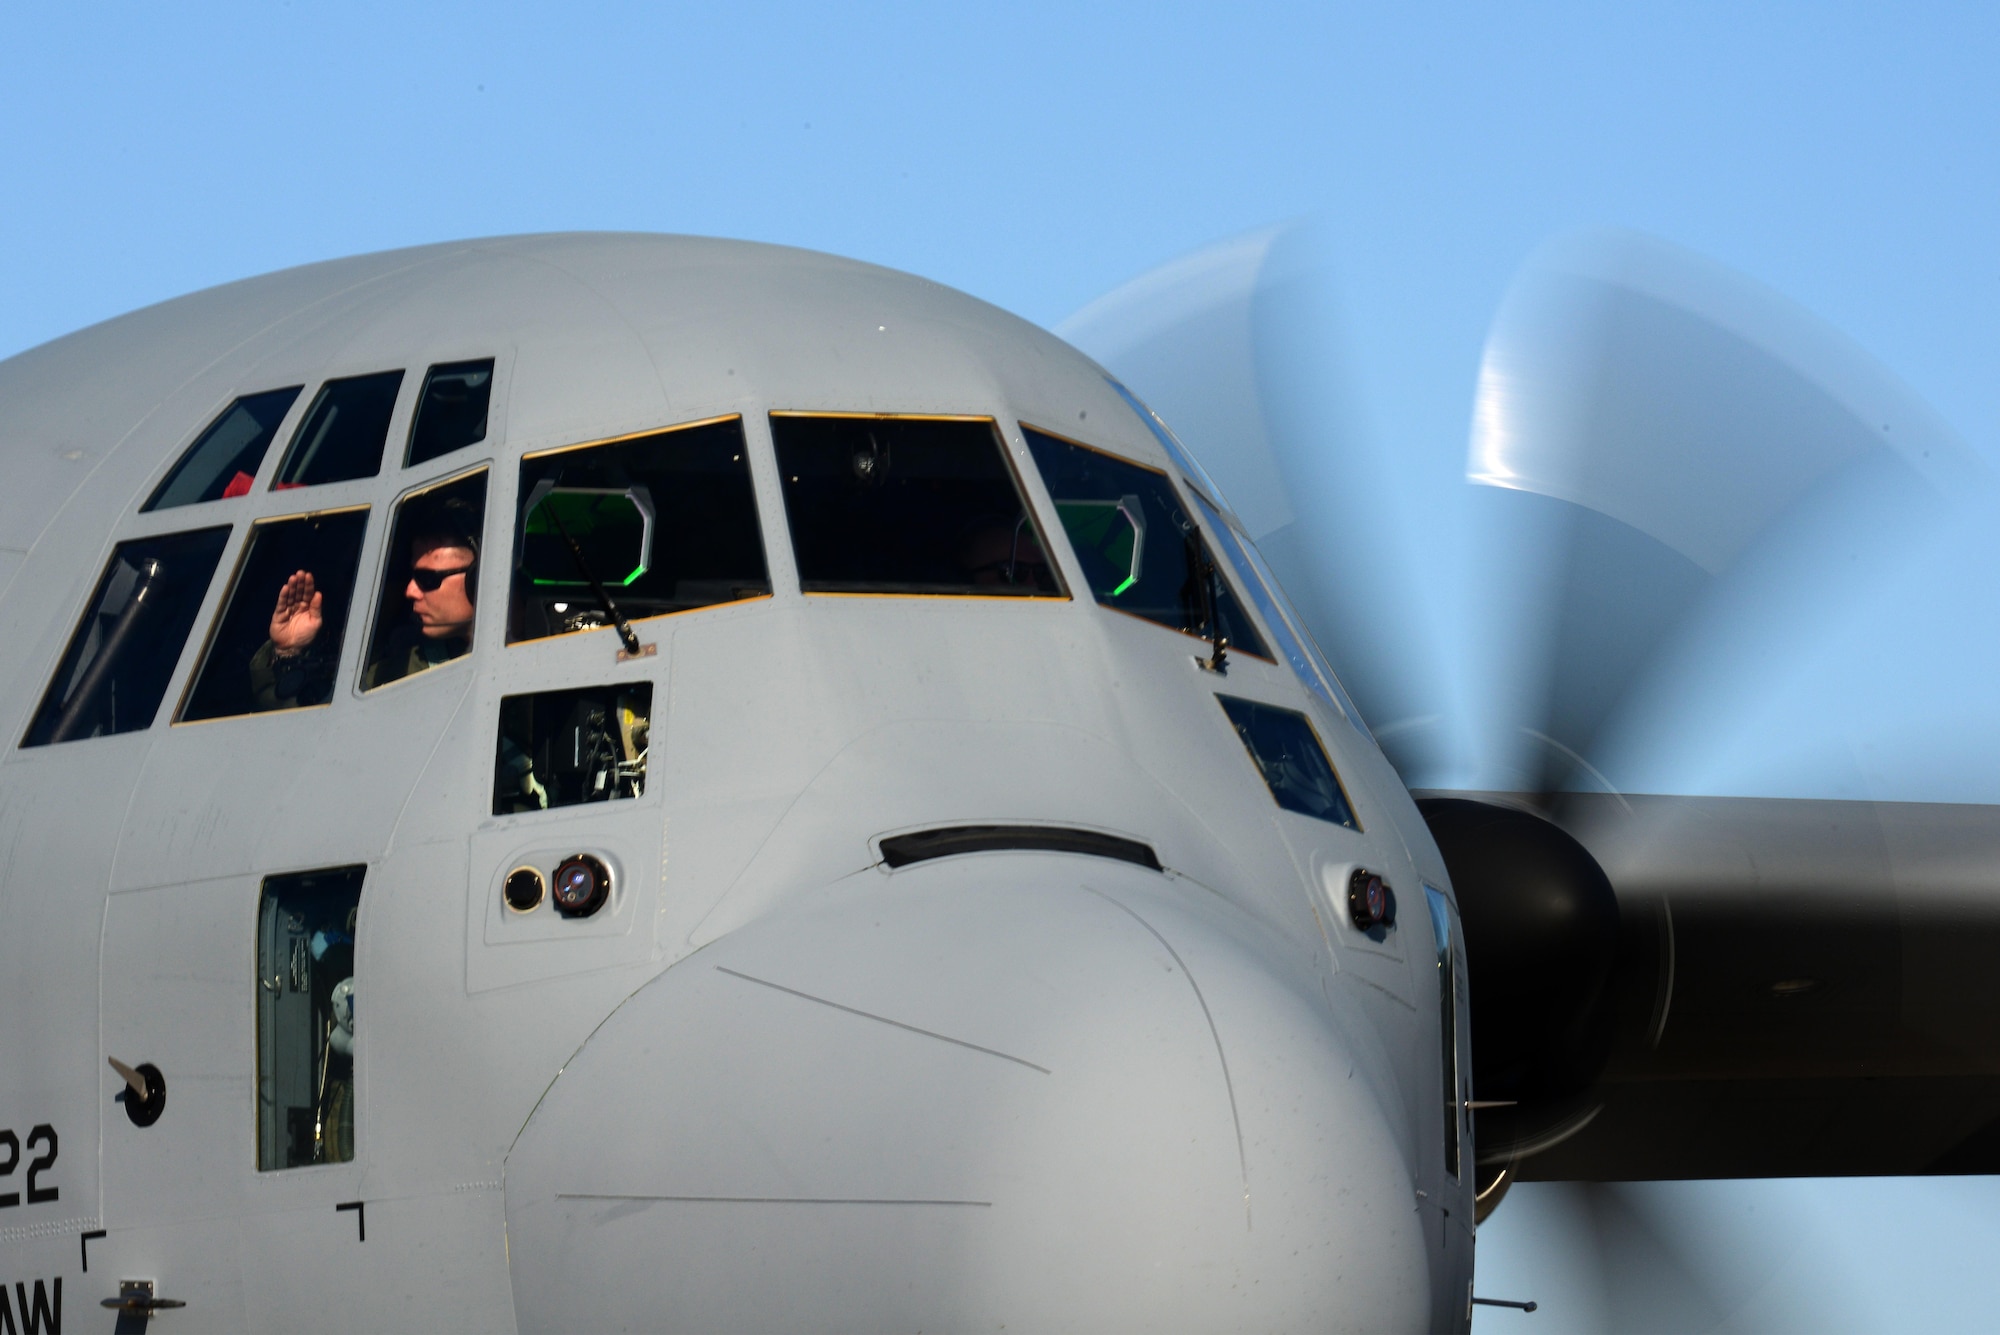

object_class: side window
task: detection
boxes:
[22,528,231,746]
[406,359,494,467]
[511,417,768,643]
[771,415,1061,597]
[363,471,486,690]
[180,508,371,721]
[256,866,363,1171]
[1423,884,1465,1179]
[1023,427,1267,655]
[1225,520,1374,742]
[143,388,302,511]
[1190,491,1366,731]
[1106,376,1232,514]
[494,684,653,814]
[271,371,404,489]
[1216,694,1358,829]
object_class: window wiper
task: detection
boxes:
[548,512,651,659]
[50,556,164,742]
[1183,527,1228,674]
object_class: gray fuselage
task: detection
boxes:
[0,234,1471,1332]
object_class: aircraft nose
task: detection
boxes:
[503,855,1431,1332]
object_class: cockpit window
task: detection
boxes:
[257,865,364,1170]
[143,388,302,511]
[1217,695,1358,829]
[1023,427,1267,656]
[1189,490,1367,733]
[180,508,371,721]
[1223,520,1374,743]
[771,415,1062,597]
[22,527,231,746]
[510,417,768,643]
[271,371,404,489]
[405,359,493,467]
[1105,376,1232,515]
[363,471,485,690]
[494,683,653,814]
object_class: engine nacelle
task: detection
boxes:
[1418,798,1622,1171]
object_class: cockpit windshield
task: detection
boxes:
[1023,427,1266,656]
[364,470,486,689]
[771,415,1061,597]
[271,371,404,489]
[1189,491,1368,736]
[1104,376,1234,516]
[509,417,768,642]
[180,508,371,720]
[406,360,493,467]
[144,388,301,511]
[23,527,231,745]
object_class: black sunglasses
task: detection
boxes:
[410,564,474,592]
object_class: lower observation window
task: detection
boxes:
[494,683,653,814]
[257,866,364,1171]
[771,415,1062,596]
[1217,695,1358,829]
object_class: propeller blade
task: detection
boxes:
[1457,229,1986,797]
[1473,1179,1869,1332]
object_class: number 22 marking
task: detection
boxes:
[0,1125,58,1207]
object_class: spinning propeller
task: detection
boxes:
[1061,222,2000,1321]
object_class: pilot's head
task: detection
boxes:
[405,499,480,640]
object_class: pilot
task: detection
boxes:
[250,498,480,708]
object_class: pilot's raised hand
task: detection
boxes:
[270,569,324,655]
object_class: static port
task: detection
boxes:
[504,866,546,913]
[551,853,611,919]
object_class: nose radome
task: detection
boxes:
[503,855,1431,1332]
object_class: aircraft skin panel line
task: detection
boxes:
[1078,881,1253,1228]
[556,1193,994,1207]
[713,964,1054,1074]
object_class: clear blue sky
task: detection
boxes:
[6,1,1996,470]
[6,2,1998,1326]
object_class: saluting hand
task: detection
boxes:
[270,569,323,653]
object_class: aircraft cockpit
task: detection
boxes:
[24,374,1336,753]
[18,349,1385,913]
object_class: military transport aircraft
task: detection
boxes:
[0,230,1992,1332]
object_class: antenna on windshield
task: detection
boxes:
[1187,529,1228,674]
[549,511,653,660]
